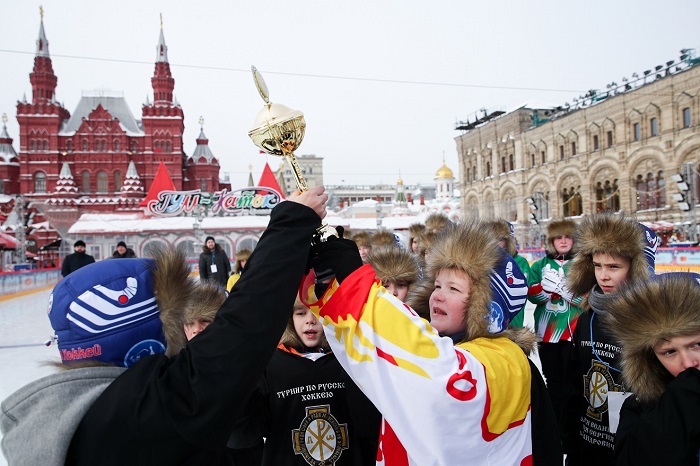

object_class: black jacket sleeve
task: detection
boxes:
[614,368,700,466]
[529,359,564,466]
[562,315,585,465]
[67,201,320,463]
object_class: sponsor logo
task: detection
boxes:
[292,404,348,465]
[61,344,102,361]
[124,339,165,367]
[505,261,525,285]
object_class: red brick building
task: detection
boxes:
[0,13,224,256]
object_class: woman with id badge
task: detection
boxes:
[562,214,657,465]
[199,236,231,287]
[603,273,700,466]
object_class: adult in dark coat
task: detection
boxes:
[61,240,95,277]
[111,241,136,259]
[0,188,328,465]
[199,236,231,287]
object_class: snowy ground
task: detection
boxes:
[0,288,541,465]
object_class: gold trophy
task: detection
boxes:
[248,66,336,242]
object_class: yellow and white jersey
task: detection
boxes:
[302,264,533,466]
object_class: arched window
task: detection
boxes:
[509,154,514,171]
[501,157,506,174]
[114,140,120,151]
[466,168,471,183]
[166,141,171,153]
[34,172,46,193]
[562,187,583,217]
[82,140,87,151]
[595,179,620,213]
[97,171,108,193]
[531,153,536,167]
[636,174,648,210]
[114,170,122,191]
[200,178,207,192]
[82,171,90,193]
[486,161,492,177]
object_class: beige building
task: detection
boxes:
[275,153,325,196]
[456,57,700,246]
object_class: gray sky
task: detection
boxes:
[0,0,697,189]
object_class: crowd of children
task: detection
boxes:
[3,200,699,465]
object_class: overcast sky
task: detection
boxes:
[0,0,697,189]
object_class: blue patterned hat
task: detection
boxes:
[487,252,528,333]
[638,223,659,272]
[48,258,166,367]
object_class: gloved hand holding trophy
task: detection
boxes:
[248,66,337,244]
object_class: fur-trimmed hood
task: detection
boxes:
[568,213,651,298]
[545,219,577,257]
[406,219,534,351]
[602,274,700,403]
[151,247,226,356]
[349,231,371,247]
[366,246,419,285]
[425,212,451,233]
[372,229,398,248]
[487,219,517,257]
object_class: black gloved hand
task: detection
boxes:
[310,235,363,285]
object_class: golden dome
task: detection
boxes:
[435,161,454,179]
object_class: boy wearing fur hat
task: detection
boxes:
[365,246,419,302]
[487,219,532,327]
[528,219,583,431]
[226,248,252,292]
[305,219,562,465]
[562,213,658,465]
[601,273,700,465]
[350,230,372,262]
[199,236,231,287]
[0,188,328,465]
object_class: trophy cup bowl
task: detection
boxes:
[248,66,336,243]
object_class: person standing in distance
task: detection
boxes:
[199,236,231,287]
[112,241,136,259]
[61,240,95,277]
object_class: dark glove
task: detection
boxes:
[310,235,363,285]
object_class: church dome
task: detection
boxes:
[435,161,454,179]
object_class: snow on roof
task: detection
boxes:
[60,92,143,136]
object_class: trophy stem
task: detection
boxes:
[285,154,309,192]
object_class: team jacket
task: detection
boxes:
[304,265,534,466]
[231,344,378,466]
[528,256,584,343]
[563,309,623,465]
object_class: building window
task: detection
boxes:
[683,107,691,128]
[82,140,87,151]
[466,168,470,182]
[633,123,641,141]
[0,180,3,194]
[43,141,48,151]
[650,117,658,136]
[67,140,73,152]
[34,172,46,193]
[571,142,577,156]
[114,170,122,191]
[562,187,582,217]
[82,171,90,193]
[114,140,120,151]
[595,179,620,213]
[96,171,108,193]
[30,140,35,151]
[531,153,536,167]
[607,130,613,148]
[593,135,599,151]
[509,154,514,171]
[486,161,492,177]
[473,168,477,181]
[501,156,506,174]
[541,150,546,164]
[559,145,565,160]
[200,178,207,192]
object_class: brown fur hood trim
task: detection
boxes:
[367,247,419,285]
[151,247,227,356]
[349,230,371,247]
[487,219,517,257]
[602,274,700,403]
[568,213,650,297]
[545,219,577,256]
[408,222,426,239]
[409,219,531,342]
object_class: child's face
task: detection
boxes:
[359,245,372,261]
[184,318,212,341]
[293,307,323,348]
[384,279,410,302]
[553,235,574,255]
[653,333,700,377]
[592,253,631,294]
[411,237,420,254]
[429,268,470,336]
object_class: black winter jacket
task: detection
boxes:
[64,201,319,465]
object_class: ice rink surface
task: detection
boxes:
[0,288,541,465]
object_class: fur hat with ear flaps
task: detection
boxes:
[366,247,419,286]
[486,219,517,257]
[545,219,577,257]
[567,213,652,299]
[601,273,700,403]
[372,229,399,249]
[406,219,535,351]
